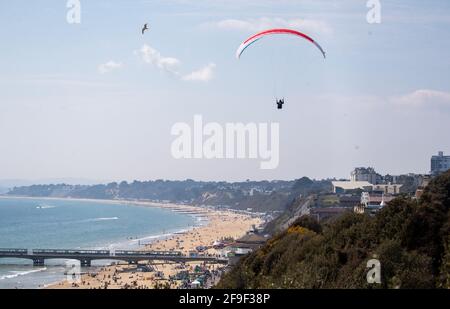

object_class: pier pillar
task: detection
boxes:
[33,258,45,266]
[80,259,91,267]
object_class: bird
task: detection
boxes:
[142,23,149,35]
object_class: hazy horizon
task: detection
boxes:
[1,0,449,182]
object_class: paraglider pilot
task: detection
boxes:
[276,98,285,110]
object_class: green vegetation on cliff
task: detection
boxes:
[217,171,450,289]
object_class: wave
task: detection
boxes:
[0,267,47,281]
[82,217,119,223]
[36,205,56,209]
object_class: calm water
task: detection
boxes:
[0,197,199,288]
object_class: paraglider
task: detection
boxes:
[142,23,149,35]
[276,98,285,110]
[236,28,326,110]
[236,28,326,59]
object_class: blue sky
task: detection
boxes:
[0,0,450,182]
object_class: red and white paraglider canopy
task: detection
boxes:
[236,28,326,59]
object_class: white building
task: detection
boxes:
[332,181,373,193]
[333,181,402,195]
[350,167,381,184]
[355,192,396,215]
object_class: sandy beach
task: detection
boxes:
[45,200,262,289]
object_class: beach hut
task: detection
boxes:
[191,280,201,289]
[213,241,224,249]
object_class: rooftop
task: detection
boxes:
[332,181,373,190]
[236,233,269,244]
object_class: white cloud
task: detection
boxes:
[182,63,216,82]
[98,61,123,74]
[210,17,332,35]
[138,44,181,75]
[391,89,450,107]
[137,44,216,82]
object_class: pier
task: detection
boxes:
[0,248,228,267]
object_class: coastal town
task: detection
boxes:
[20,151,446,289]
[48,207,264,289]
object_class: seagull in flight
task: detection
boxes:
[142,23,149,35]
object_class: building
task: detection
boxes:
[415,188,424,199]
[360,192,396,207]
[383,174,395,184]
[338,195,362,208]
[372,183,402,195]
[332,181,373,193]
[414,175,431,199]
[354,192,396,215]
[226,233,270,265]
[388,173,429,194]
[310,207,351,222]
[431,151,450,176]
[351,167,382,184]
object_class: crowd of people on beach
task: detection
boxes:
[49,210,263,289]
[67,261,226,289]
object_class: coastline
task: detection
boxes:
[0,194,211,248]
[0,195,206,212]
[47,206,262,289]
[0,196,262,289]
[0,195,213,238]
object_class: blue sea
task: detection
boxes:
[0,197,200,289]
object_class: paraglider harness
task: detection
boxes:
[276,98,285,109]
